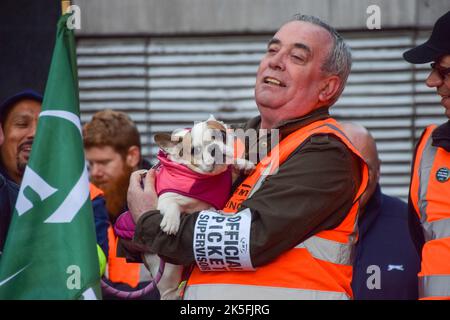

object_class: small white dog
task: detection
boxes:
[144,115,253,299]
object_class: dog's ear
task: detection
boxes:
[154,133,181,154]
[206,119,227,133]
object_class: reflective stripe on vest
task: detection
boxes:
[410,125,450,300]
[185,118,369,300]
[106,226,150,288]
[185,284,350,300]
[295,235,353,265]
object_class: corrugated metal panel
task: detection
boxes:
[77,30,447,202]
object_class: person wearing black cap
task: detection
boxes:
[403,11,450,300]
[0,121,19,254]
[0,90,109,258]
[0,90,42,253]
[0,90,43,185]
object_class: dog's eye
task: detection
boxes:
[191,146,202,155]
[212,130,227,143]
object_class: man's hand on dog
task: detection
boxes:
[128,169,158,223]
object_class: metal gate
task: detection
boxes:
[76,29,446,201]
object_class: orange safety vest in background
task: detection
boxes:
[89,183,104,201]
[410,125,450,300]
[106,226,144,288]
[89,183,146,288]
[184,118,369,300]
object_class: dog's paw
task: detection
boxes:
[160,211,180,235]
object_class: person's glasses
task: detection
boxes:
[430,62,450,80]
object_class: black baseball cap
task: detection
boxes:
[0,90,43,124]
[403,11,450,64]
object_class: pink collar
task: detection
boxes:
[155,151,232,210]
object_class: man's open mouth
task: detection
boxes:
[18,144,32,154]
[263,77,286,87]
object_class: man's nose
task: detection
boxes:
[268,52,285,71]
[425,69,443,88]
[90,164,103,178]
[27,120,38,138]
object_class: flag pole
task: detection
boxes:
[61,0,71,15]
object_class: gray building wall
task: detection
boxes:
[73,0,450,200]
[73,0,449,36]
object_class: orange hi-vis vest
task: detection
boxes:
[184,118,369,300]
[89,183,104,201]
[89,183,148,288]
[410,125,450,300]
[106,226,149,288]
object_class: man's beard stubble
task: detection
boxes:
[95,164,134,223]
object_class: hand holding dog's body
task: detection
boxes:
[158,192,212,235]
[127,169,158,223]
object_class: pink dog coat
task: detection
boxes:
[114,151,232,240]
[155,151,232,210]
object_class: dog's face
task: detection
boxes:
[155,115,232,175]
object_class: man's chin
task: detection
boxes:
[94,182,109,191]
[17,160,28,176]
[441,98,450,119]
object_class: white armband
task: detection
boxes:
[193,208,255,271]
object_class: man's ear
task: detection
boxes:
[125,145,141,169]
[318,75,341,104]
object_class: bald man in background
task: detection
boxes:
[341,122,420,300]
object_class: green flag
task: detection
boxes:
[0,14,101,299]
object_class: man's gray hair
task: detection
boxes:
[292,14,352,106]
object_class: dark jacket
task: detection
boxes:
[0,169,19,253]
[0,161,110,257]
[91,195,110,257]
[352,184,420,300]
[123,107,363,267]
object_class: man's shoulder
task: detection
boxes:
[0,172,5,189]
[230,116,261,131]
[0,172,18,215]
[298,132,357,158]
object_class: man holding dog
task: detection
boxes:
[125,15,369,299]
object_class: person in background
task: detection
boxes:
[341,122,420,300]
[0,121,18,254]
[0,90,109,257]
[83,109,157,300]
[403,11,450,300]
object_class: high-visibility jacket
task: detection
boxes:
[89,183,104,201]
[410,125,450,300]
[184,118,369,300]
[89,183,148,288]
[106,226,148,288]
